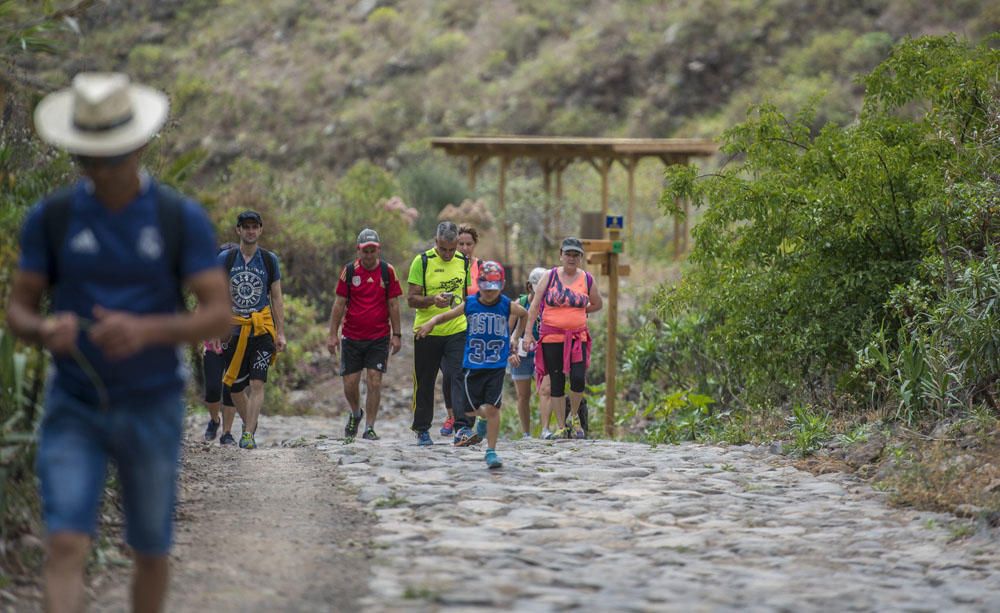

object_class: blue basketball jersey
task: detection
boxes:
[463,294,512,370]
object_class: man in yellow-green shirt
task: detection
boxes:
[407,221,472,446]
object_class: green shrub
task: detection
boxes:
[657,35,999,419]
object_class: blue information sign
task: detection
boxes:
[606,215,624,229]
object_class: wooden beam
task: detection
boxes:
[541,160,553,252]
[585,158,613,237]
[620,156,639,240]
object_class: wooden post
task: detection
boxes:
[554,162,565,249]
[587,158,614,237]
[622,157,638,240]
[604,247,619,438]
[541,160,553,252]
[499,156,510,265]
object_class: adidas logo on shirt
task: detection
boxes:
[69,228,99,254]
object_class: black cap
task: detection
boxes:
[561,236,584,254]
[236,210,262,226]
[357,228,381,246]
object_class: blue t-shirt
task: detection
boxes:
[17,178,219,405]
[218,247,280,317]
[463,294,512,370]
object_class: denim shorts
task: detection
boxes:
[36,384,185,555]
[508,351,536,381]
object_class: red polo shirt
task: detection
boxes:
[336,260,403,340]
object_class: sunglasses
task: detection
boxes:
[74,153,132,169]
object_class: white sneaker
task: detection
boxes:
[522,431,531,439]
[540,428,552,440]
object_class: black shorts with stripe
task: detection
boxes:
[460,367,506,415]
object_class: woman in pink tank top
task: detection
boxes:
[525,237,603,438]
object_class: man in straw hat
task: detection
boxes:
[5,72,231,612]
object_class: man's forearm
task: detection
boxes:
[142,303,230,346]
[6,301,46,345]
[389,300,401,335]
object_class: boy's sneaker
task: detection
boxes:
[204,418,220,441]
[453,426,478,447]
[345,410,363,438]
[416,431,434,446]
[541,428,553,440]
[485,448,503,469]
[239,432,257,449]
[362,427,380,441]
[219,432,237,446]
[475,418,488,441]
[439,416,455,436]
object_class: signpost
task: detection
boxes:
[582,216,629,437]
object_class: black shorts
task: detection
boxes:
[460,367,506,414]
[202,350,233,405]
[222,332,275,393]
[340,336,390,376]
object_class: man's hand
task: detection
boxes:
[433,293,452,308]
[89,306,148,361]
[39,312,80,356]
[390,334,402,355]
[276,332,287,353]
[327,332,340,356]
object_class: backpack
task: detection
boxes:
[344,260,391,303]
[223,246,278,295]
[420,250,470,298]
[41,183,187,307]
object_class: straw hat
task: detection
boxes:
[34,72,168,156]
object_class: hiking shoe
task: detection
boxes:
[475,418,488,441]
[453,426,478,447]
[204,418,220,441]
[345,410,363,438]
[416,430,434,446]
[439,416,455,436]
[541,428,553,440]
[362,427,380,441]
[219,432,237,446]
[239,432,257,449]
[485,448,503,469]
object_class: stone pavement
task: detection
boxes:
[255,404,1000,612]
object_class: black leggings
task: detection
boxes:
[541,342,587,398]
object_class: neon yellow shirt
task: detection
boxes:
[408,248,469,336]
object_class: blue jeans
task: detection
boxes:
[36,384,185,555]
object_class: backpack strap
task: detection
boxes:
[40,186,76,286]
[343,261,355,304]
[154,184,186,308]
[223,246,239,274]
[462,254,471,300]
[420,251,429,296]
[259,248,277,295]
[380,260,391,302]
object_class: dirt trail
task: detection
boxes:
[89,415,372,612]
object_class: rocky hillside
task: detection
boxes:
[10,0,997,179]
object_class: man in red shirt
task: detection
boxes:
[327,229,403,440]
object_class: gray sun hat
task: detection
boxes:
[34,72,168,156]
[528,267,548,287]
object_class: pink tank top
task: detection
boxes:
[540,269,590,342]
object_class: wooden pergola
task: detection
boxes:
[430,136,717,262]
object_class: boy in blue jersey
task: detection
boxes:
[6,73,231,613]
[416,261,529,468]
